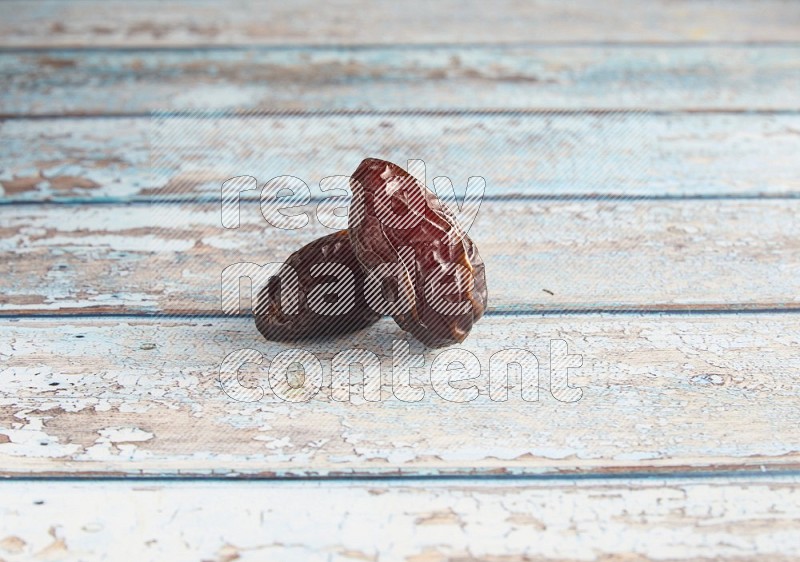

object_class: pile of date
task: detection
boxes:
[255,158,488,348]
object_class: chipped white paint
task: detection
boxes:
[81,428,155,462]
[2,1,798,559]
[0,416,81,459]
[0,314,799,476]
[1,477,799,561]
[2,200,799,315]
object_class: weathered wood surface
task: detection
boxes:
[2,0,799,47]
[1,313,798,476]
[3,46,799,115]
[3,113,800,202]
[2,477,799,561]
[2,200,798,315]
[2,0,798,559]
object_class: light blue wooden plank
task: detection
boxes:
[1,314,799,476]
[2,112,800,203]
[1,478,799,559]
[1,200,797,314]
[1,46,799,115]
[2,0,799,47]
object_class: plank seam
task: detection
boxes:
[4,109,800,120]
[1,468,799,483]
[4,193,800,206]
[2,307,800,321]
[2,41,800,53]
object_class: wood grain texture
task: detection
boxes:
[2,0,799,47]
[1,477,799,561]
[2,46,799,115]
[2,0,797,558]
[1,313,799,476]
[0,314,800,477]
[3,113,800,203]
[2,200,798,315]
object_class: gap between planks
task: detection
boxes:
[5,41,800,53]
[3,307,800,321]
[4,194,800,207]
[4,109,800,120]
[2,466,800,482]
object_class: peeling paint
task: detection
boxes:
[1,478,799,560]
[2,200,799,315]
[0,314,798,476]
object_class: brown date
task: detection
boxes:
[349,158,488,347]
[254,230,382,341]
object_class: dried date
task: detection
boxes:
[349,158,488,347]
[254,230,382,341]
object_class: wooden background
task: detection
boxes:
[1,1,799,560]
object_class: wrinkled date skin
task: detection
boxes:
[255,230,382,341]
[349,158,488,347]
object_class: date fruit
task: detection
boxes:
[349,158,488,347]
[255,230,382,341]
